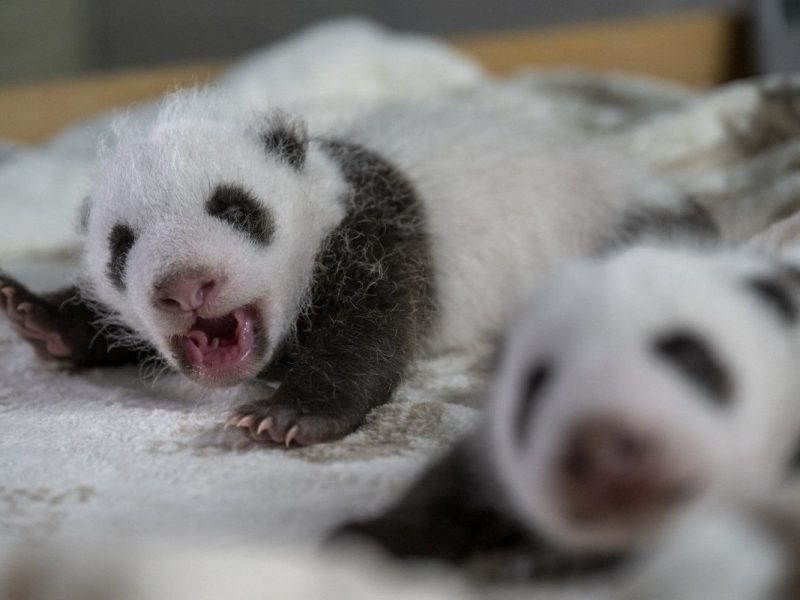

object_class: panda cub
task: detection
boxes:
[0,87,707,447]
[336,245,800,577]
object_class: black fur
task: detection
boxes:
[516,363,552,445]
[745,276,798,324]
[331,438,627,580]
[233,139,436,444]
[0,272,152,368]
[605,198,719,252]
[653,329,732,406]
[206,184,275,246]
[261,120,307,170]
[107,223,136,290]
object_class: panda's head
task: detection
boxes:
[81,91,348,386]
[489,246,800,552]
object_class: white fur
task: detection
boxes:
[82,85,681,378]
[84,92,348,374]
[619,498,794,600]
[341,87,683,351]
[489,246,800,551]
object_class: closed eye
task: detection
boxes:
[515,362,552,445]
[653,329,732,406]
[107,223,136,290]
[206,184,274,246]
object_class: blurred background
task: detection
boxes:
[0,0,783,86]
[3,0,800,144]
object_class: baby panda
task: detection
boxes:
[0,87,708,447]
[335,244,800,578]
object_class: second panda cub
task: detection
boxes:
[336,245,800,573]
[0,87,699,447]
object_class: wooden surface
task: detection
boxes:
[452,10,744,84]
[0,10,744,144]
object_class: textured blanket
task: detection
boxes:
[2,18,800,599]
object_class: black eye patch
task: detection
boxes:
[107,223,136,290]
[515,362,552,445]
[206,184,274,246]
[653,330,732,406]
[744,276,798,324]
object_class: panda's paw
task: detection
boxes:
[226,401,358,447]
[0,276,71,360]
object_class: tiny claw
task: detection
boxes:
[16,302,32,313]
[1,287,14,299]
[236,415,256,430]
[224,414,242,430]
[256,416,274,436]
[285,425,299,448]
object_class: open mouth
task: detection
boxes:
[171,305,263,385]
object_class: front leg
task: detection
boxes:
[331,438,532,561]
[228,140,435,446]
[332,437,627,580]
[228,300,420,446]
[0,272,148,367]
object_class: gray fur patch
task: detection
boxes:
[603,198,719,252]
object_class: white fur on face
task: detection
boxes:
[82,94,347,380]
[489,246,800,551]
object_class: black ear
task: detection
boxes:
[261,111,308,170]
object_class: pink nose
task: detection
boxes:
[154,275,220,314]
[559,419,661,519]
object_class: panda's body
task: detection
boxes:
[338,94,689,351]
[336,245,800,581]
[0,87,703,446]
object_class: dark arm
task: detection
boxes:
[331,437,628,581]
[0,272,152,368]
[331,438,530,562]
[230,140,436,446]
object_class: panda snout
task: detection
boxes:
[558,418,688,525]
[153,269,223,315]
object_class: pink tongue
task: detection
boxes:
[179,309,254,371]
[180,331,210,367]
